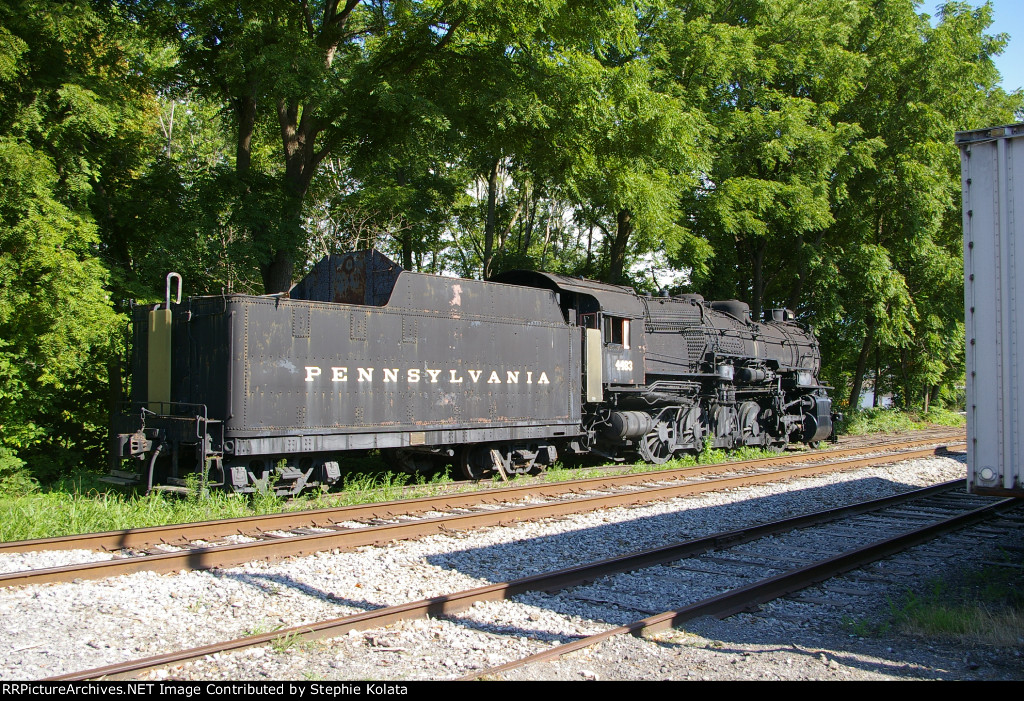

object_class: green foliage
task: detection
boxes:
[0,137,121,487]
[838,407,965,435]
[0,470,339,541]
[0,447,33,496]
[271,631,310,653]
[887,558,1024,646]
[839,409,923,435]
[0,1,167,489]
[920,407,968,427]
[840,613,890,637]
[678,0,873,316]
[817,0,1022,409]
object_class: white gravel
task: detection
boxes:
[4,454,1017,681]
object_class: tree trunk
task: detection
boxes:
[483,159,499,279]
[540,219,552,270]
[751,238,766,321]
[233,89,300,293]
[872,347,881,408]
[260,248,294,295]
[234,93,257,175]
[849,317,875,411]
[586,223,594,276]
[261,179,309,294]
[399,233,413,270]
[264,92,325,294]
[900,348,912,410]
[522,191,539,254]
[788,234,806,311]
[395,169,413,269]
[607,209,632,284]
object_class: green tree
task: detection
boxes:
[492,0,714,287]
[823,0,1022,410]
[677,0,870,319]
[0,1,148,488]
[152,0,472,292]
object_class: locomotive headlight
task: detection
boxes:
[796,370,813,387]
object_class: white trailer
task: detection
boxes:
[957,123,1024,497]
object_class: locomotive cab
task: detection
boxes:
[490,271,647,401]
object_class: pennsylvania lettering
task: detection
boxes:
[304,366,551,386]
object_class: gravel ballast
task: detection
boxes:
[2,454,1020,681]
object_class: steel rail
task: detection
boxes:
[0,444,963,589]
[47,479,969,682]
[462,496,1020,680]
[0,433,964,556]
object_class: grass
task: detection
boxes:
[242,622,284,638]
[0,441,784,542]
[0,477,259,542]
[0,462,460,542]
[270,631,310,653]
[840,614,890,637]
[839,407,965,435]
[891,557,1024,647]
[844,553,1024,648]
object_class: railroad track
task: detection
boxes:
[465,484,1022,680]
[46,476,1019,681]
[1,436,965,588]
[824,427,962,450]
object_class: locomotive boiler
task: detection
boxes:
[109,250,833,494]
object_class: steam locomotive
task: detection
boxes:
[109,250,833,494]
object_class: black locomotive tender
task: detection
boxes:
[110,250,834,495]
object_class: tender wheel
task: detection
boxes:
[385,449,439,476]
[458,445,509,480]
[638,420,675,465]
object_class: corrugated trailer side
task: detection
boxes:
[957,123,1024,497]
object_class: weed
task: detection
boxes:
[920,407,968,427]
[251,477,285,515]
[839,407,965,436]
[841,614,890,637]
[243,622,283,638]
[885,558,1024,647]
[271,631,309,653]
[184,473,207,504]
[697,436,727,465]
